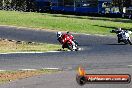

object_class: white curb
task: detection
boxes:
[42,68,60,70]
[0,51,61,55]
[19,69,37,71]
[128,65,132,67]
[0,47,83,55]
[0,70,6,72]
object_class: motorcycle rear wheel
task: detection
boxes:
[67,43,74,51]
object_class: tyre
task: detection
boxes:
[75,44,79,51]
[123,39,129,44]
[127,39,132,45]
[67,43,73,51]
[118,38,121,43]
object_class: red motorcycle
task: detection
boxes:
[57,33,79,51]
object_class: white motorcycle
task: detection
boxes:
[121,31,132,44]
[111,29,132,45]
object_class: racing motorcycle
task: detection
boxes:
[62,37,79,51]
[111,29,132,45]
[57,32,79,51]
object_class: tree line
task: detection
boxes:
[0,0,131,12]
[112,0,132,12]
[0,0,37,11]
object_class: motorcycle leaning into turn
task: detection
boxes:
[57,32,79,51]
[111,29,132,45]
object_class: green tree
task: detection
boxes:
[0,1,2,9]
[112,0,131,12]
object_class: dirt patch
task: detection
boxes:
[0,38,61,53]
[0,70,59,84]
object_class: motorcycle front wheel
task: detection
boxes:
[127,39,132,45]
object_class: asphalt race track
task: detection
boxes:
[0,26,132,88]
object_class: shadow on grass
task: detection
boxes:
[49,14,132,24]
[93,25,132,31]
[93,25,117,29]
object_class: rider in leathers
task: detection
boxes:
[116,28,124,43]
[115,28,132,44]
[57,32,76,50]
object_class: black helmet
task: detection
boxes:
[67,31,70,34]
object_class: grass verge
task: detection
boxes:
[0,69,60,84]
[0,10,132,35]
[0,39,61,53]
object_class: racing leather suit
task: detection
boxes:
[57,33,76,49]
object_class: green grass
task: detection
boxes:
[0,40,61,53]
[0,10,132,35]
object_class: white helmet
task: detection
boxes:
[118,28,122,31]
[57,32,62,38]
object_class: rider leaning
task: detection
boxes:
[116,28,132,44]
[116,28,124,43]
[57,31,76,49]
[66,31,74,40]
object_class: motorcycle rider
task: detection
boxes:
[116,28,124,43]
[114,28,132,44]
[57,31,77,50]
[66,31,78,45]
[122,30,132,44]
[66,31,74,40]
